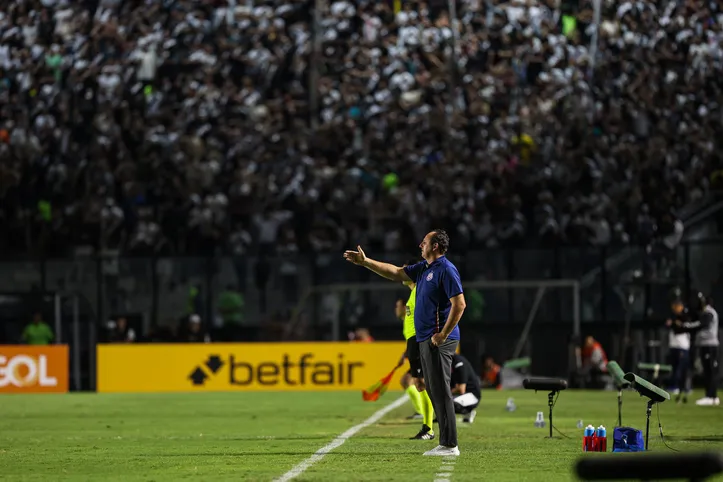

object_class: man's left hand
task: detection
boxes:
[431,333,447,346]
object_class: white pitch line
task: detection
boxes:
[434,455,457,481]
[275,395,408,482]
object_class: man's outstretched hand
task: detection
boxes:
[343,245,367,266]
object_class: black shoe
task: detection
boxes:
[410,424,435,440]
[406,413,423,420]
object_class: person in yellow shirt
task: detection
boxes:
[511,131,536,164]
[396,260,436,441]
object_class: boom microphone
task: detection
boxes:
[607,361,630,389]
[523,377,568,392]
[623,372,670,449]
[523,377,568,439]
[607,361,629,427]
[624,373,670,403]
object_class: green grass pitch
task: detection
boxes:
[1,389,723,481]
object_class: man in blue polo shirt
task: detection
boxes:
[343,229,466,457]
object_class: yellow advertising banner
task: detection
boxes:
[97,342,407,393]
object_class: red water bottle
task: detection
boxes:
[596,426,607,452]
[583,425,596,451]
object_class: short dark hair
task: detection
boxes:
[429,229,449,254]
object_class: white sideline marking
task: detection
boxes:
[274,395,408,482]
[434,455,457,481]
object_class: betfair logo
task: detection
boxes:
[189,355,224,385]
[188,354,364,387]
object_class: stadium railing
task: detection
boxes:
[0,240,721,335]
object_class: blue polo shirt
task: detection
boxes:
[403,256,464,342]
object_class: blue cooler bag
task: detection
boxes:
[612,427,645,452]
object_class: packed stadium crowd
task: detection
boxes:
[0,0,721,258]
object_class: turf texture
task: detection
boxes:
[1,389,722,481]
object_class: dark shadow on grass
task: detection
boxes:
[136,452,420,457]
[664,435,723,442]
[222,436,332,441]
[354,436,411,440]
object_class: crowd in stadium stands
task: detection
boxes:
[0,0,721,259]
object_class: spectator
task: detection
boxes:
[179,314,211,343]
[217,285,245,327]
[349,327,375,342]
[0,0,719,261]
[107,317,136,343]
[21,312,54,345]
[216,285,245,341]
[578,335,608,388]
[185,285,205,323]
[480,355,502,390]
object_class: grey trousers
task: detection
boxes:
[419,338,459,447]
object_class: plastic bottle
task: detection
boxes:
[577,420,584,429]
[534,411,546,428]
[506,398,516,412]
[583,425,596,452]
[596,425,607,452]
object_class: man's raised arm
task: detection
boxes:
[678,311,714,332]
[343,245,411,282]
